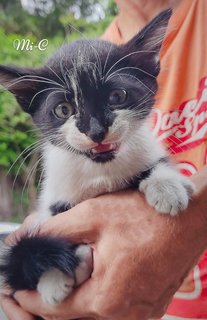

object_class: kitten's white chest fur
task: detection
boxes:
[39,123,165,219]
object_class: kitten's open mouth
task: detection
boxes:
[88,143,120,162]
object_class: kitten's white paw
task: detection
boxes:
[74,244,93,285]
[139,174,195,216]
[37,245,93,305]
[37,268,74,305]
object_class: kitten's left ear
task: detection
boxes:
[122,8,172,76]
[0,65,44,114]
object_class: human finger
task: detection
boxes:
[14,282,96,319]
[0,293,35,320]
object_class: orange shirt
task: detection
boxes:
[103,0,207,319]
[156,0,207,174]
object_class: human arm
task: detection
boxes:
[102,0,182,43]
[1,168,207,320]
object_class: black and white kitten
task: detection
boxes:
[0,9,194,305]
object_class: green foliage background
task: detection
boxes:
[0,0,117,221]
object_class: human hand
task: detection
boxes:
[1,169,207,320]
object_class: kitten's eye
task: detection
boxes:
[108,89,127,106]
[53,103,74,119]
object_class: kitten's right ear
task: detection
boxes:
[0,64,44,114]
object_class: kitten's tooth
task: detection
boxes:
[91,148,98,154]
[108,143,116,151]
[114,143,120,153]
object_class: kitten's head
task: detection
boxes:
[0,9,171,163]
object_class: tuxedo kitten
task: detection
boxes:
[0,9,194,305]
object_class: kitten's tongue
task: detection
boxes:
[93,144,113,153]
[89,143,119,161]
[92,143,117,154]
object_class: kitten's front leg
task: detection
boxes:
[139,160,195,216]
[34,201,93,305]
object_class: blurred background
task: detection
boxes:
[0,0,117,222]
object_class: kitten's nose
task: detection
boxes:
[87,117,107,143]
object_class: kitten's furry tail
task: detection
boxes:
[0,235,80,291]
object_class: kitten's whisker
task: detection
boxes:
[11,147,40,192]
[9,135,49,177]
[103,43,114,77]
[52,134,77,154]
[45,89,68,109]
[66,23,87,40]
[135,92,153,105]
[66,24,103,77]
[59,55,73,94]
[29,87,67,110]
[21,155,42,208]
[166,136,188,152]
[125,108,151,119]
[37,166,45,192]
[89,43,103,78]
[167,132,189,146]
[106,66,156,81]
[80,47,102,79]
[104,50,156,79]
[79,61,101,85]
[7,140,42,175]
[25,74,65,88]
[168,148,176,155]
[107,72,156,94]
[65,67,79,105]
[65,71,74,94]
[156,126,190,149]
[25,128,40,134]
[45,65,65,85]
[134,93,155,109]
[9,75,65,90]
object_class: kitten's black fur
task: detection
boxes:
[0,9,172,298]
[0,236,80,290]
